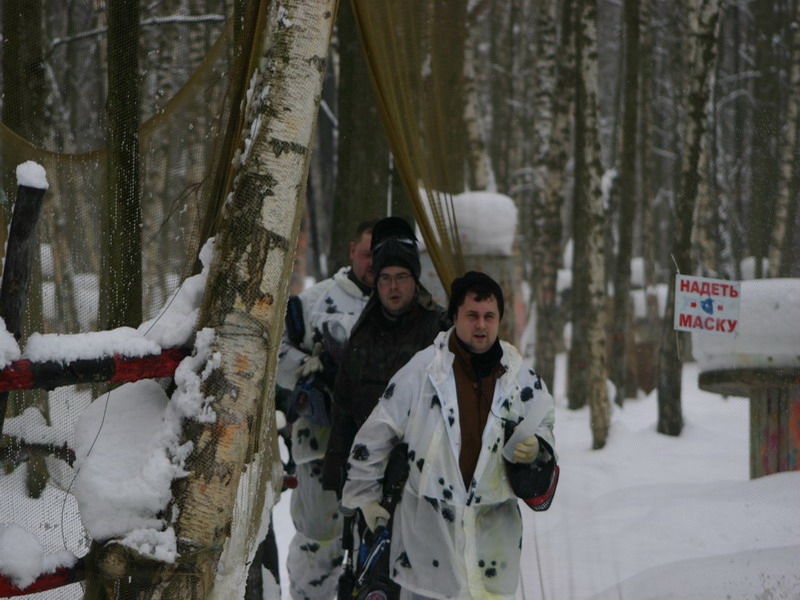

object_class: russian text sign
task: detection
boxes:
[674,274,741,333]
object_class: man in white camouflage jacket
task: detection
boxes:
[341,272,557,600]
[274,218,377,600]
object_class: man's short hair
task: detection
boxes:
[354,218,381,241]
[448,271,505,321]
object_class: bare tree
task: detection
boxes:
[330,0,392,273]
[657,0,721,436]
[609,0,640,407]
[100,0,143,330]
[569,0,610,448]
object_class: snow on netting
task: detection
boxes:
[0,5,277,598]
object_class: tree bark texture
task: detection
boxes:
[610,0,640,407]
[101,0,143,330]
[569,0,610,448]
[657,0,720,437]
[330,0,390,274]
[768,3,800,277]
[155,1,339,598]
[532,0,571,392]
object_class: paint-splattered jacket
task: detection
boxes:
[275,267,370,464]
[341,329,556,600]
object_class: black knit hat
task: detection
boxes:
[448,271,504,320]
[371,216,421,281]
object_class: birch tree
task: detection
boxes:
[86,1,340,597]
[530,0,572,392]
[569,0,610,448]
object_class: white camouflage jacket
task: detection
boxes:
[342,329,556,599]
[276,267,370,464]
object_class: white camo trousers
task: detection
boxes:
[286,459,343,600]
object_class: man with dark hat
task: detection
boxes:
[340,271,557,600]
[321,216,450,495]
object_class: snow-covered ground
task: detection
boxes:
[268,355,800,600]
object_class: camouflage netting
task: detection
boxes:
[0,5,256,598]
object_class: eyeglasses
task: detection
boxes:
[377,272,413,286]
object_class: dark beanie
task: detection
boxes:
[448,271,504,320]
[371,216,421,281]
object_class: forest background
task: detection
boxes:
[0,0,798,597]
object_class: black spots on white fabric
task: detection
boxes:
[447,407,455,427]
[500,398,511,412]
[438,478,454,500]
[432,559,439,568]
[278,348,287,359]
[408,448,416,462]
[324,296,337,314]
[310,572,332,587]
[491,436,501,453]
[520,386,534,402]
[478,559,498,579]
[297,427,311,442]
[383,382,396,400]
[308,437,320,452]
[351,443,370,461]
[300,541,321,554]
[396,552,412,569]
[416,457,425,472]
[534,375,543,390]
[424,496,439,511]
[430,394,441,410]
[441,505,455,523]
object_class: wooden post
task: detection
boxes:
[699,368,800,478]
[0,182,47,434]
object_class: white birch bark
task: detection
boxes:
[128,2,339,598]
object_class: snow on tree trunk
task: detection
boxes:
[657,0,720,437]
[134,2,338,598]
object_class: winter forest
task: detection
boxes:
[0,0,799,599]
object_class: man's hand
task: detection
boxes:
[512,436,540,464]
[360,501,390,532]
[297,342,325,378]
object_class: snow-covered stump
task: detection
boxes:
[418,192,521,343]
[694,279,800,478]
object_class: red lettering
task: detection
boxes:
[679,313,694,328]
[680,278,691,292]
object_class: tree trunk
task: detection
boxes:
[0,0,51,499]
[100,0,143,330]
[610,0,640,407]
[158,1,338,598]
[768,2,800,277]
[532,0,571,391]
[330,0,392,274]
[657,0,720,437]
[570,0,610,449]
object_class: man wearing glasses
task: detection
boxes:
[322,216,449,496]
